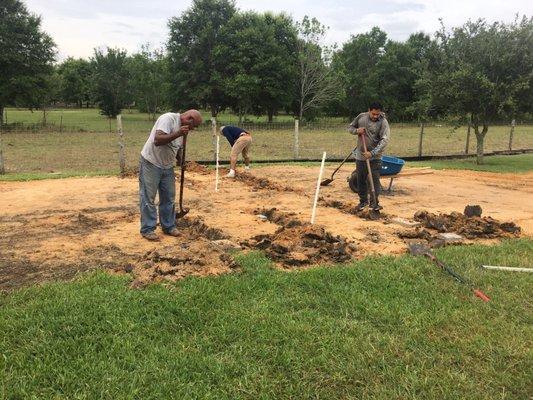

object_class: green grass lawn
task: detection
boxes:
[410,153,533,173]
[1,239,532,399]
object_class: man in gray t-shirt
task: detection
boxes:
[139,109,203,241]
[348,102,390,211]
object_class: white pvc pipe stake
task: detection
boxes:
[481,265,532,272]
[311,151,327,224]
[215,134,220,192]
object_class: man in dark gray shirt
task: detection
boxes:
[348,102,390,211]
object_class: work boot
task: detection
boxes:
[141,231,160,241]
[165,228,180,237]
[355,201,368,211]
[244,165,251,170]
[226,169,236,178]
[371,204,383,211]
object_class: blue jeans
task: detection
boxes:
[139,157,176,234]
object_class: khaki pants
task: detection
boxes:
[230,135,252,166]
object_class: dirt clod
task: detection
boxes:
[257,208,303,227]
[464,205,482,218]
[175,216,229,240]
[414,210,521,239]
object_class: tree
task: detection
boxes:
[91,47,131,118]
[0,0,55,123]
[57,58,93,108]
[331,27,387,117]
[294,16,339,121]
[215,11,298,122]
[167,0,236,116]
[128,46,169,121]
[431,17,533,163]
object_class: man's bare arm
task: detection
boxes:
[154,126,189,146]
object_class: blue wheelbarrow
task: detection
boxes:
[348,155,406,193]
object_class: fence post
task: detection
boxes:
[508,119,515,151]
[0,124,5,175]
[211,117,217,162]
[117,114,126,175]
[294,119,300,159]
[417,121,424,157]
[59,115,63,133]
[465,120,471,154]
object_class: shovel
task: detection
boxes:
[176,134,189,219]
[320,146,357,186]
[408,242,490,302]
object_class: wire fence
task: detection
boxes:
[1,109,532,176]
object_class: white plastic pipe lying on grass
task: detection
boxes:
[481,265,532,272]
[311,152,327,224]
[215,134,220,192]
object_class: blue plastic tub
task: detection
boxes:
[380,155,405,176]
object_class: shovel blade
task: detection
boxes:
[320,178,334,186]
[176,208,189,219]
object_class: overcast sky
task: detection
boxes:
[24,0,533,60]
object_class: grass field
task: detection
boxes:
[1,239,531,399]
[1,108,532,178]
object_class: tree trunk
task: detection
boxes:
[474,123,489,165]
[465,119,471,154]
[268,109,274,123]
[0,105,4,126]
[42,107,47,127]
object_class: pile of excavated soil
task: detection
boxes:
[185,161,211,174]
[130,241,237,288]
[234,171,298,192]
[243,223,357,267]
[256,208,303,228]
[414,210,521,239]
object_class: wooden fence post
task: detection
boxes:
[294,119,300,159]
[0,125,5,175]
[117,115,126,175]
[508,119,515,151]
[211,117,217,162]
[417,121,425,157]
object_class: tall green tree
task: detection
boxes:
[431,17,533,163]
[215,11,298,122]
[128,46,168,121]
[57,58,93,108]
[91,47,131,118]
[294,16,339,121]
[331,27,387,117]
[0,0,55,122]
[167,0,236,116]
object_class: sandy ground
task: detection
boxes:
[1,165,531,290]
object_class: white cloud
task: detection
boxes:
[23,0,533,59]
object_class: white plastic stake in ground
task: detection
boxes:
[481,265,532,272]
[215,134,220,192]
[311,152,327,224]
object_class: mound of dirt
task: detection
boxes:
[130,241,237,288]
[185,161,211,174]
[414,210,521,239]
[256,208,303,227]
[175,216,229,240]
[243,223,357,267]
[235,172,297,192]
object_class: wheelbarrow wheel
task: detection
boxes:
[348,171,358,193]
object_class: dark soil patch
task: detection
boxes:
[242,223,357,268]
[175,216,229,240]
[256,208,303,228]
[234,172,299,193]
[321,198,389,221]
[414,210,521,239]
